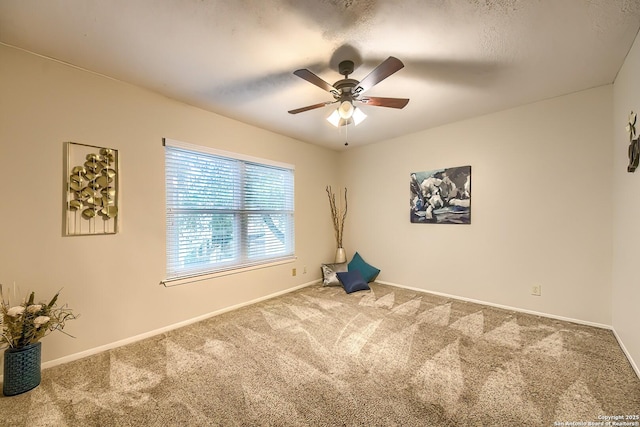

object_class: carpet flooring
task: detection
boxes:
[1,283,639,426]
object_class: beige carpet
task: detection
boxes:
[1,283,639,426]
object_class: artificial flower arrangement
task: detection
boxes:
[0,284,77,349]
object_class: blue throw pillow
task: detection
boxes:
[348,252,380,283]
[337,270,370,294]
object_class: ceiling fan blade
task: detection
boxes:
[293,69,338,94]
[359,96,409,109]
[354,56,404,94]
[288,101,334,114]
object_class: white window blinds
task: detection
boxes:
[164,139,295,281]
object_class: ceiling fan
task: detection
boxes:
[288,56,409,127]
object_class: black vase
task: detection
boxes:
[3,342,42,396]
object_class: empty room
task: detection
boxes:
[1,1,639,425]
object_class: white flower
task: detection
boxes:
[27,304,43,314]
[33,316,50,328]
[7,306,25,317]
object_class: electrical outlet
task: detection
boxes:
[531,285,541,296]
[303,265,307,274]
[292,268,297,276]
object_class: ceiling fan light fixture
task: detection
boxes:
[327,106,367,127]
[338,100,354,119]
[327,109,341,127]
[352,107,367,126]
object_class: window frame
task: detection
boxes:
[162,138,295,286]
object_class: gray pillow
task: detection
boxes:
[321,262,348,286]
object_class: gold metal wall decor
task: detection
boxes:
[65,142,119,235]
[627,111,639,172]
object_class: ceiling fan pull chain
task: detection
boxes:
[344,120,349,146]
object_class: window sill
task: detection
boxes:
[160,256,297,287]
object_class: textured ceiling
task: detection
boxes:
[1,0,640,150]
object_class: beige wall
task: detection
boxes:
[340,86,613,326]
[612,32,640,373]
[0,44,339,363]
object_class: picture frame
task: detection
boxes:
[410,165,471,224]
[64,142,119,235]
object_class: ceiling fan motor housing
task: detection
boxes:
[338,60,355,77]
[333,60,358,101]
[333,79,359,101]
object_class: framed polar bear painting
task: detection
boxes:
[410,165,471,224]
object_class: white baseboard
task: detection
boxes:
[4,278,638,383]
[611,327,640,379]
[377,280,612,330]
[0,279,319,381]
[378,280,640,380]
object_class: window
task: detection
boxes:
[164,138,294,282]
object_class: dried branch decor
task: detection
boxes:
[326,186,347,248]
